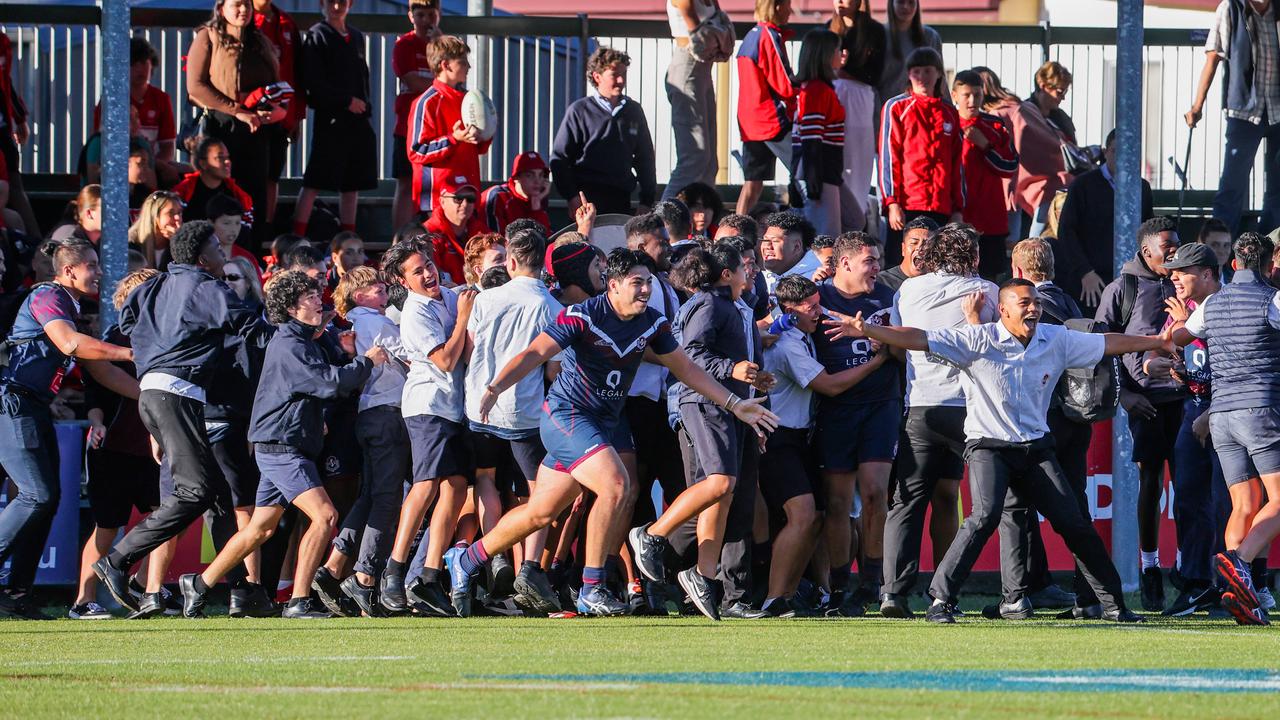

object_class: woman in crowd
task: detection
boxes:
[128,191,184,269]
[876,0,941,111]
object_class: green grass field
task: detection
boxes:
[3,610,1279,719]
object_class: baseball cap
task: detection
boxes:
[1163,241,1219,270]
[510,150,548,178]
[438,174,478,197]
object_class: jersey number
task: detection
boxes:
[606,370,622,389]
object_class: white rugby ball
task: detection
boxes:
[461,89,498,141]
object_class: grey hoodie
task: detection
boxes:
[1094,253,1185,403]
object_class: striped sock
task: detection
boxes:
[458,541,489,576]
[582,566,605,587]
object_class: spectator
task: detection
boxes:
[1199,217,1233,282]
[0,30,37,238]
[261,232,306,284]
[423,175,489,287]
[831,0,885,86]
[879,48,963,268]
[1054,129,1154,310]
[759,211,820,295]
[1008,62,1076,240]
[876,0,942,111]
[652,199,693,246]
[174,137,256,227]
[186,0,281,250]
[663,0,733,201]
[253,0,306,230]
[407,35,491,216]
[733,0,796,216]
[675,181,724,239]
[952,70,1019,282]
[790,30,845,236]
[329,231,367,281]
[878,210,935,293]
[833,18,878,233]
[1095,216,1182,612]
[92,38,183,188]
[391,1,443,228]
[127,138,158,220]
[206,194,262,281]
[461,232,506,288]
[811,232,836,269]
[480,151,552,236]
[293,0,376,237]
[128,190,184,268]
[50,185,103,246]
[224,255,266,306]
[1189,0,1280,235]
[553,47,656,216]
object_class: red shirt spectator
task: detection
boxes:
[0,32,27,137]
[423,175,489,286]
[173,171,255,226]
[393,31,435,139]
[254,1,306,133]
[93,84,176,157]
[959,113,1018,236]
[735,21,795,142]
[879,92,964,216]
[481,151,552,235]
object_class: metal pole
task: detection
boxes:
[467,0,492,94]
[1112,0,1144,593]
[99,0,130,331]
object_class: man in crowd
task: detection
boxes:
[759,212,820,295]
[878,216,936,292]
[423,175,489,287]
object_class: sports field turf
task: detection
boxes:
[3,611,1279,719]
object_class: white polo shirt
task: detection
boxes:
[400,289,465,422]
[891,272,998,408]
[925,322,1105,442]
[346,306,406,412]
[762,326,824,430]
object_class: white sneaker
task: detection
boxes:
[68,602,112,620]
[1258,587,1276,611]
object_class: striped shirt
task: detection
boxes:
[1207,0,1280,125]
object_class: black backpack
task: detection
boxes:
[1041,303,1119,424]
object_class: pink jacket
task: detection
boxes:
[997,98,1072,216]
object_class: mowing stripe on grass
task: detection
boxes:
[491,670,1280,694]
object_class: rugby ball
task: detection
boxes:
[461,89,498,142]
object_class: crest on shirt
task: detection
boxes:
[942,122,954,134]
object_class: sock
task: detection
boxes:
[582,566,605,587]
[1140,550,1160,570]
[386,559,406,578]
[340,222,355,231]
[830,565,852,593]
[193,575,209,594]
[421,567,441,584]
[859,557,883,588]
[292,219,308,236]
[458,540,489,576]
[521,560,540,574]
[1250,557,1268,586]
[762,597,781,612]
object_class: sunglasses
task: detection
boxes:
[444,194,477,205]
[224,273,244,282]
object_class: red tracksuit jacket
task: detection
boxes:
[407,79,492,213]
[959,112,1018,236]
[735,22,795,142]
[790,79,845,200]
[480,180,551,235]
[878,92,964,216]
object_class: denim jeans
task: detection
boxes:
[0,391,60,589]
[1212,117,1280,236]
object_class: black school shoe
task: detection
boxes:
[720,601,768,619]
[340,575,383,617]
[380,572,409,614]
[1140,567,1165,612]
[408,577,457,617]
[230,582,279,618]
[177,574,208,618]
[925,601,958,624]
[879,593,913,619]
[311,568,357,617]
[281,596,331,619]
[127,592,167,620]
[92,558,139,613]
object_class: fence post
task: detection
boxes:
[468,0,492,96]
[98,0,130,330]
[1112,0,1144,593]
[577,13,589,100]
[1040,20,1051,64]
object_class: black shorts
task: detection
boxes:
[209,421,259,508]
[266,123,291,182]
[87,448,160,528]
[1126,398,1183,466]
[391,133,412,181]
[406,414,474,482]
[302,114,378,192]
[678,401,747,479]
[319,402,362,479]
[740,130,788,182]
[759,427,821,512]
[896,405,967,483]
[470,429,544,497]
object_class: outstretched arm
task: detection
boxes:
[651,348,779,436]
[823,310,929,351]
[1103,327,1176,357]
[478,333,562,422]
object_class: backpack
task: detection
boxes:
[1041,300,1119,424]
[0,283,41,369]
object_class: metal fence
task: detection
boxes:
[0,7,1254,209]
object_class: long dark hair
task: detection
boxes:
[973,66,1019,111]
[206,0,279,75]
[796,30,841,85]
[887,0,926,60]
[670,242,741,290]
[840,5,885,87]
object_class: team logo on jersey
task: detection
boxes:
[325,455,340,474]
[943,122,954,134]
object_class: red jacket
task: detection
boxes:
[879,92,964,215]
[735,22,795,142]
[172,172,255,226]
[790,79,844,200]
[423,207,489,287]
[480,180,551,236]
[959,113,1018,236]
[407,79,493,213]
[255,4,306,133]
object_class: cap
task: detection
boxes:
[1163,242,1219,271]
[438,174,479,197]
[510,150,548,178]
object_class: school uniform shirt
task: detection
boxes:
[247,318,372,458]
[400,289,466,423]
[550,95,657,207]
[629,273,681,402]
[480,180,552,235]
[464,275,563,434]
[791,79,845,199]
[735,21,795,142]
[890,271,998,408]
[762,326,823,430]
[878,92,965,215]
[407,79,493,212]
[0,283,79,403]
[543,294,679,428]
[346,306,407,412]
[391,30,435,138]
[810,280,899,407]
[423,206,490,287]
[925,321,1105,443]
[959,112,1018,236]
